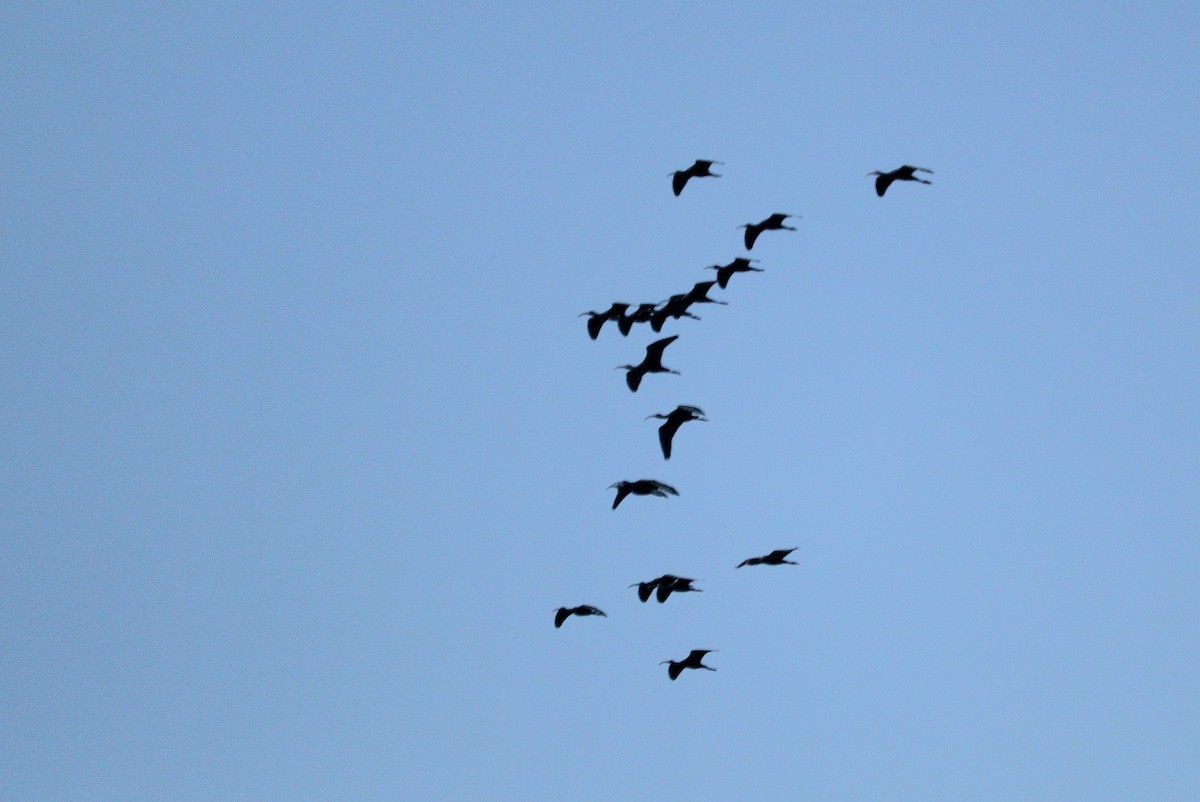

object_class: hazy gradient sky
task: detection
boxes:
[3,3,1198,799]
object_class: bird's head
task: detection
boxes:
[866,171,884,177]
[614,364,636,372]
[644,413,666,421]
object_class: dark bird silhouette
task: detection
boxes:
[655,575,702,603]
[554,605,607,628]
[629,576,668,603]
[706,257,763,289]
[618,303,658,336]
[736,547,799,568]
[682,280,728,307]
[868,165,933,197]
[661,649,717,680]
[645,405,707,459]
[616,335,680,392]
[579,302,630,340]
[670,159,722,196]
[609,479,679,509]
[739,213,798,250]
[649,296,700,333]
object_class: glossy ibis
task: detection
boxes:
[655,575,702,603]
[629,576,667,603]
[554,605,607,628]
[661,649,717,680]
[618,303,658,336]
[868,165,932,197]
[706,257,763,289]
[736,547,799,568]
[740,213,798,250]
[616,335,680,392]
[645,405,707,460]
[670,159,722,196]
[649,296,700,333]
[682,280,727,307]
[609,479,679,509]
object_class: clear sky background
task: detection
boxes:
[3,3,1198,800]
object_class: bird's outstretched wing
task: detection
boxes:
[633,581,656,602]
[554,608,571,628]
[688,649,714,660]
[658,419,682,459]
[768,548,797,561]
[645,335,678,362]
[611,485,632,509]
[667,662,683,680]
[655,582,674,603]
[672,171,689,196]
[743,224,761,251]
[653,481,679,496]
[875,174,894,197]
[586,315,605,340]
[625,367,644,392]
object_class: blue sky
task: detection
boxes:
[3,3,1198,799]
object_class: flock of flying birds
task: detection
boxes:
[555,160,933,680]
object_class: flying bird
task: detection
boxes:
[868,165,933,197]
[645,405,707,460]
[609,479,679,509]
[739,213,798,250]
[616,335,680,392]
[736,547,799,568]
[661,649,717,680]
[617,303,658,336]
[655,575,702,603]
[629,576,668,603]
[682,280,728,307]
[554,605,607,628]
[649,296,700,333]
[670,159,722,196]
[579,303,630,340]
[706,257,763,289]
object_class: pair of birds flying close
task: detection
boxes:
[629,574,702,603]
